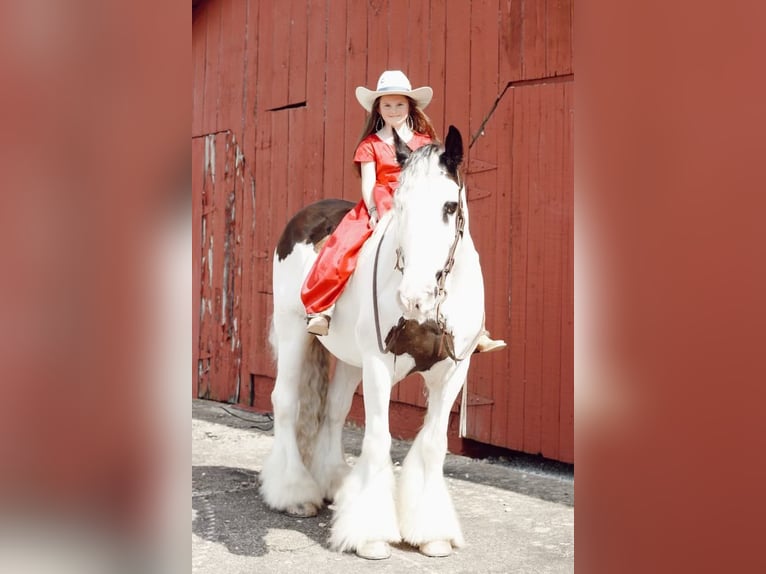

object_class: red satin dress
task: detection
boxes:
[301,132,432,314]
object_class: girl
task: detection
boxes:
[301,70,505,353]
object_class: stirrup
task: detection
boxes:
[306,314,330,336]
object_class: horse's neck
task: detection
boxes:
[452,232,481,284]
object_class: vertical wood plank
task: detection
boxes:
[407,0,429,92]
[199,134,232,401]
[558,80,574,463]
[489,91,514,447]
[192,8,207,136]
[521,86,544,455]
[521,0,546,80]
[252,0,274,309]
[501,0,522,83]
[324,0,348,200]
[540,83,564,459]
[210,133,243,403]
[508,86,527,450]
[287,0,308,218]
[288,106,308,216]
[344,0,368,202]
[260,0,288,305]
[366,0,389,79]
[443,0,471,135]
[546,0,573,77]
[268,0,291,110]
[198,135,215,399]
[242,0,260,175]
[387,0,409,70]
[428,0,447,137]
[288,0,308,105]
[219,0,248,134]
[239,0,260,385]
[202,0,223,132]
[267,0,291,299]
[231,136,247,405]
[238,164,258,405]
[192,138,205,397]
[469,0,499,142]
[304,0,328,206]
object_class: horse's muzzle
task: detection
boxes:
[397,284,438,322]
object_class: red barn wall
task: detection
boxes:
[192,0,573,463]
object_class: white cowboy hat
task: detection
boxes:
[355,70,433,112]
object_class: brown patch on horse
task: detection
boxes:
[276,199,355,261]
[384,317,454,375]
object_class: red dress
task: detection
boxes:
[301,132,432,314]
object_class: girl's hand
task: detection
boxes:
[368,206,379,229]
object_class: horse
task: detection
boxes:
[260,126,486,560]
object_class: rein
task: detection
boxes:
[372,216,394,354]
[372,179,480,362]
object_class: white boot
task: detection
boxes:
[474,330,507,353]
[306,306,334,336]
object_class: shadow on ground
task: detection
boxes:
[193,465,338,558]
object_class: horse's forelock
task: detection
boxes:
[397,143,445,196]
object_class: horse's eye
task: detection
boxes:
[442,201,458,222]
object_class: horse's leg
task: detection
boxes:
[330,357,400,559]
[260,330,325,517]
[310,360,361,501]
[397,361,470,556]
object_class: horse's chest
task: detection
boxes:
[384,318,453,375]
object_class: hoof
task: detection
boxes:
[356,541,391,560]
[419,540,452,557]
[285,502,319,517]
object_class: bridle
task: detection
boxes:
[434,175,466,334]
[373,177,482,361]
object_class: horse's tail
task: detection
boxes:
[296,336,330,468]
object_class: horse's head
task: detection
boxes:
[393,125,468,323]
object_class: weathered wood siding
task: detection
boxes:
[192,0,573,462]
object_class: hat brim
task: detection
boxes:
[355,86,433,112]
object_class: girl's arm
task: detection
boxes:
[360,161,378,227]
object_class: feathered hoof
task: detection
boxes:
[285,502,320,517]
[355,541,391,560]
[419,540,453,557]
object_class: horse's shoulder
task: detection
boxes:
[276,199,355,261]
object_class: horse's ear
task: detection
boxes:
[392,128,411,166]
[440,125,464,176]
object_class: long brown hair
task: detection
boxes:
[353,96,438,176]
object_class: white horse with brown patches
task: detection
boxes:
[260,126,486,559]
